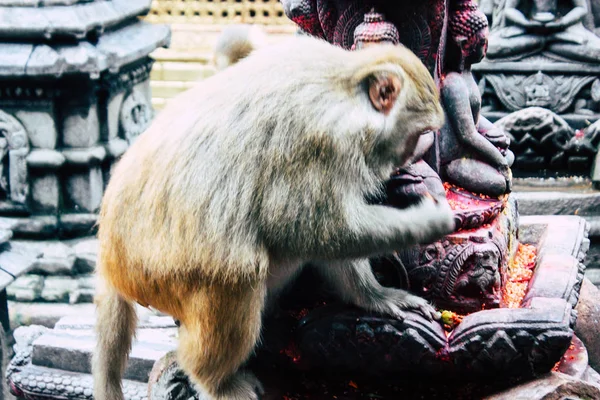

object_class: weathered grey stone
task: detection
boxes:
[104,138,128,159]
[10,240,73,274]
[0,0,151,40]
[29,173,60,212]
[575,278,600,372]
[62,146,106,166]
[40,276,77,303]
[59,213,97,237]
[593,152,600,189]
[26,149,65,168]
[11,216,58,237]
[15,108,57,149]
[514,191,600,218]
[106,90,125,140]
[7,275,43,302]
[484,372,600,400]
[71,237,97,274]
[12,325,48,353]
[586,267,600,287]
[96,21,171,73]
[584,366,600,387]
[31,326,175,381]
[0,43,31,76]
[64,167,103,213]
[10,302,92,328]
[0,247,39,278]
[62,102,99,148]
[70,274,94,304]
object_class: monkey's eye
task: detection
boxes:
[368,74,402,115]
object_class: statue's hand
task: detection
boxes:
[544,18,568,31]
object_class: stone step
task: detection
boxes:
[8,302,159,329]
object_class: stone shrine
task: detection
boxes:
[0,0,170,239]
[0,0,170,312]
[474,0,600,181]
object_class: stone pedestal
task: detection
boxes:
[5,216,593,399]
[474,56,600,130]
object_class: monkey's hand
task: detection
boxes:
[373,287,441,321]
[403,196,456,245]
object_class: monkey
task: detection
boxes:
[213,24,268,71]
[92,35,455,400]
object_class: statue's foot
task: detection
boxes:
[444,159,509,197]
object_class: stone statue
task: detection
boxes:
[488,0,600,62]
[439,1,514,196]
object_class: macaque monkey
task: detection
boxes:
[93,36,454,400]
[213,24,268,71]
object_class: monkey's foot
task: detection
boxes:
[375,288,440,321]
[206,370,264,400]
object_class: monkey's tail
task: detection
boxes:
[92,281,137,400]
[213,24,267,70]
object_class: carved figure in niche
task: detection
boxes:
[454,241,501,299]
[488,0,600,62]
[439,1,514,197]
[0,110,29,205]
[119,91,152,143]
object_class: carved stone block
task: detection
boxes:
[14,106,57,149]
[63,166,103,214]
[29,173,60,212]
[61,101,100,149]
[474,57,600,129]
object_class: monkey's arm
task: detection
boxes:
[441,73,508,168]
[315,258,439,320]
[326,197,455,260]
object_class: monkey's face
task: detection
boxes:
[349,44,445,169]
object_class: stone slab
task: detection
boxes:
[0,0,151,40]
[0,21,169,78]
[515,192,600,218]
[8,301,158,329]
[575,278,600,372]
[484,372,600,400]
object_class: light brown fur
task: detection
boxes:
[93,36,454,400]
[213,25,267,71]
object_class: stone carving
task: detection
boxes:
[0,110,29,205]
[487,0,600,63]
[494,107,600,173]
[484,71,596,113]
[473,0,600,168]
[438,1,514,197]
[0,0,169,239]
[119,91,153,143]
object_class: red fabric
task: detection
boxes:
[286,0,449,75]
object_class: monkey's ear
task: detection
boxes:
[367,72,403,115]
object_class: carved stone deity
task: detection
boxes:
[473,0,600,179]
[487,0,600,62]
[439,1,514,196]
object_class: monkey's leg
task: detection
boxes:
[177,280,266,400]
[315,259,439,320]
